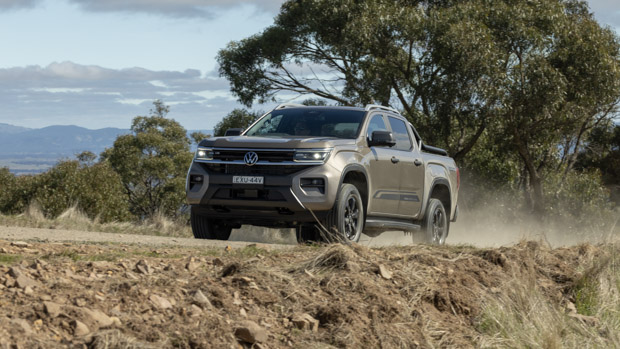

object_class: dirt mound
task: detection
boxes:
[0,239,617,348]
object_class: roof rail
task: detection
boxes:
[365,104,401,115]
[275,103,306,109]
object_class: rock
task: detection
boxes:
[10,241,30,248]
[189,304,203,317]
[80,308,114,328]
[212,257,224,266]
[150,295,173,310]
[378,264,392,280]
[234,320,267,344]
[10,268,39,289]
[565,301,577,314]
[135,260,153,275]
[33,319,43,330]
[10,318,33,334]
[71,320,90,336]
[292,313,319,332]
[186,258,201,272]
[193,289,212,308]
[0,247,8,253]
[23,286,34,295]
[239,308,247,318]
[110,316,122,327]
[44,301,63,318]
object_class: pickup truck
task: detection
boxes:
[186,104,459,244]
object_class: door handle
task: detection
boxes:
[414,159,422,166]
[391,156,400,164]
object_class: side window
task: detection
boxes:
[366,114,388,141]
[388,117,413,151]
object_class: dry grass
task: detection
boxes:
[476,243,620,348]
[0,203,193,238]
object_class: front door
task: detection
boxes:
[365,114,401,216]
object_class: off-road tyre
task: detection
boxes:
[190,207,232,240]
[418,198,448,245]
[320,183,364,243]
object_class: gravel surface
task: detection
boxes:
[0,225,293,250]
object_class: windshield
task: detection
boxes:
[244,108,365,139]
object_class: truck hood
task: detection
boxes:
[198,136,356,149]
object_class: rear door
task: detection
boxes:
[365,113,401,216]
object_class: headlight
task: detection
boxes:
[195,148,213,160]
[293,149,332,163]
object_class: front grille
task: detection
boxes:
[213,149,295,162]
[201,163,312,176]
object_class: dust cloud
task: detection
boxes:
[228,207,619,248]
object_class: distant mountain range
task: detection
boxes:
[0,123,212,175]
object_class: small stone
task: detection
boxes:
[40,295,52,301]
[189,304,203,317]
[186,258,201,272]
[292,313,319,332]
[33,319,43,330]
[80,308,114,328]
[23,286,34,295]
[10,318,32,334]
[233,291,242,306]
[10,241,30,248]
[0,247,8,253]
[378,264,392,280]
[150,295,173,310]
[212,257,224,266]
[71,320,90,336]
[239,308,247,318]
[234,320,267,344]
[44,301,63,318]
[110,316,122,327]
[193,289,212,308]
[13,271,39,289]
[135,260,152,275]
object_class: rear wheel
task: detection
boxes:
[190,207,232,240]
[321,183,364,243]
[417,198,448,245]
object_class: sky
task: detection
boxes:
[0,0,618,131]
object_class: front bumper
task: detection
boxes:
[186,161,338,226]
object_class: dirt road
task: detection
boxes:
[0,225,292,250]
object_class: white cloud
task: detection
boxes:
[0,61,241,129]
[68,0,284,18]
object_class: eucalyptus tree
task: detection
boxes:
[102,100,193,219]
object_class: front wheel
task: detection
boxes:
[190,207,232,240]
[321,183,364,243]
[418,198,448,245]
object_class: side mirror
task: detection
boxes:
[368,130,396,147]
[224,128,243,136]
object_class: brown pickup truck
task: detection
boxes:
[186,104,459,244]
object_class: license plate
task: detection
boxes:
[232,176,264,184]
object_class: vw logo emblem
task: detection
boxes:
[244,151,259,166]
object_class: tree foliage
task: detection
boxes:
[102,100,193,219]
[218,0,620,213]
[213,108,262,136]
[0,160,130,223]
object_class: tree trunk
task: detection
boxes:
[514,130,545,215]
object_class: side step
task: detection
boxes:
[364,218,421,233]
